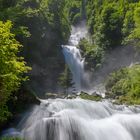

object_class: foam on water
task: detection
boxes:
[4,99,140,140]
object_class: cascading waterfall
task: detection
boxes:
[62,45,85,92]
[62,21,105,95]
[3,99,140,140]
[62,21,91,93]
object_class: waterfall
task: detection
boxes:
[62,45,85,91]
[3,99,140,140]
[62,21,91,93]
[62,21,105,95]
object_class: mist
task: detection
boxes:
[91,45,140,90]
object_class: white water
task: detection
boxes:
[3,99,140,140]
[62,22,106,95]
[62,21,92,93]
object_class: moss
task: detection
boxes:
[79,92,102,101]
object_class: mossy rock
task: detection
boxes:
[45,93,58,99]
[79,92,102,101]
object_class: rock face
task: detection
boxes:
[79,92,102,101]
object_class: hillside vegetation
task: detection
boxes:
[1,0,140,130]
[85,0,140,104]
[105,65,140,105]
[78,0,140,68]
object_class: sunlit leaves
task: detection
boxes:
[106,65,140,104]
[0,21,30,121]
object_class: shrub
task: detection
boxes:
[105,65,140,104]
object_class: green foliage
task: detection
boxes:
[0,21,30,123]
[86,0,140,49]
[126,3,140,47]
[105,65,140,104]
[0,0,74,99]
[72,13,81,25]
[88,2,123,49]
[0,0,71,44]
[122,4,135,43]
[79,39,104,70]
[68,0,82,24]
[79,92,102,101]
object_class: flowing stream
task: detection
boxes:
[2,22,140,140]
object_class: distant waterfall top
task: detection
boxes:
[69,24,88,46]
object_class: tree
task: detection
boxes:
[105,65,140,104]
[128,4,140,47]
[0,21,30,122]
[94,3,123,49]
